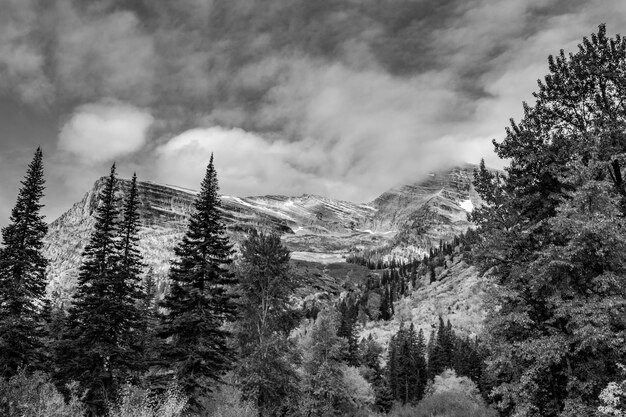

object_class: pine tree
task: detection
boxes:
[427,317,447,379]
[116,173,147,372]
[54,165,146,415]
[0,148,48,377]
[414,328,428,400]
[386,324,428,405]
[337,298,360,366]
[156,155,237,411]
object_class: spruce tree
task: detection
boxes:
[0,148,48,377]
[414,328,428,400]
[427,317,447,378]
[55,165,145,415]
[386,324,428,405]
[337,298,360,366]
[156,155,237,410]
[115,173,146,373]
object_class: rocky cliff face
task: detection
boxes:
[43,165,483,303]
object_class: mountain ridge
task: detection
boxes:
[43,164,485,304]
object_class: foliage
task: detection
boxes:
[472,24,626,416]
[0,369,84,417]
[205,376,258,417]
[337,297,360,366]
[427,317,454,379]
[297,307,353,416]
[237,231,299,347]
[342,366,375,411]
[235,231,301,415]
[55,165,147,415]
[108,384,187,417]
[156,155,238,411]
[384,369,496,417]
[236,334,300,416]
[598,364,626,416]
[427,369,480,398]
[0,148,48,377]
[387,323,427,404]
[388,391,496,417]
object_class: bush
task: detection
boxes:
[385,369,496,417]
[427,369,481,398]
[400,391,496,417]
[598,364,626,416]
[342,366,375,408]
[204,379,257,417]
[0,369,84,417]
[108,384,187,417]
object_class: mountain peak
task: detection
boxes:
[44,164,485,303]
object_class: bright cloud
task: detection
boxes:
[155,126,330,197]
[58,101,154,163]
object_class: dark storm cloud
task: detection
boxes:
[1,0,625,224]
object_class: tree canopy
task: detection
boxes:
[473,24,626,417]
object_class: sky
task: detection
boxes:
[1,0,626,226]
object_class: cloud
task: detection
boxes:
[58,101,154,163]
[4,0,626,220]
[0,0,54,106]
[54,2,157,105]
[154,127,326,197]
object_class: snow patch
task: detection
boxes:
[459,199,474,212]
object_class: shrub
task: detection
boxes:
[598,364,626,416]
[108,384,187,417]
[204,380,257,417]
[404,391,496,417]
[0,369,84,417]
[385,369,496,417]
[342,366,375,408]
[427,369,481,398]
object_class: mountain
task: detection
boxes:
[366,163,481,257]
[43,164,482,305]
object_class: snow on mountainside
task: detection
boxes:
[367,164,481,240]
[43,164,484,303]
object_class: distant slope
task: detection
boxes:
[367,164,481,246]
[361,255,490,351]
[43,164,485,303]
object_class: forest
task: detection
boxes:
[2,24,626,417]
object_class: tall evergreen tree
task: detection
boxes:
[427,317,448,378]
[55,165,145,415]
[116,173,147,372]
[413,327,428,401]
[0,148,48,377]
[337,297,360,367]
[386,324,427,405]
[156,155,238,411]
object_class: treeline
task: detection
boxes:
[346,229,480,271]
[341,229,481,324]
